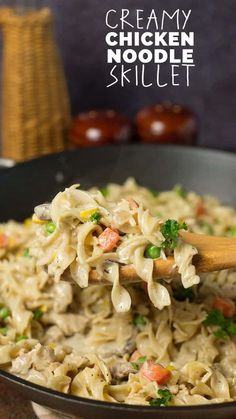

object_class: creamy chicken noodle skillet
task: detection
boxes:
[1,178,236,407]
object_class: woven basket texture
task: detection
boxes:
[0,7,71,161]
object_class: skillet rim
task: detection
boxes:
[2,143,236,169]
[1,368,236,413]
[1,144,236,413]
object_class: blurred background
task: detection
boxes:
[0,0,236,162]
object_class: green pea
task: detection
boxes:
[229,227,236,236]
[16,335,28,342]
[33,308,43,321]
[100,187,108,197]
[134,314,147,328]
[22,248,31,258]
[145,244,161,259]
[174,184,187,198]
[0,327,8,336]
[45,222,56,234]
[0,307,11,320]
[150,189,159,198]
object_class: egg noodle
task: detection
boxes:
[0,178,236,406]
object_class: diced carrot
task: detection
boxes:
[140,361,171,385]
[196,201,206,216]
[212,296,235,318]
[127,198,139,209]
[130,350,142,363]
[0,234,8,248]
[98,228,120,251]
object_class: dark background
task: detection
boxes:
[1,0,236,150]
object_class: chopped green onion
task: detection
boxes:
[173,285,194,302]
[174,184,187,198]
[0,327,8,336]
[225,322,236,335]
[161,219,187,250]
[203,309,225,327]
[45,222,56,234]
[22,248,31,258]
[149,389,172,407]
[33,308,43,321]
[145,244,161,259]
[150,189,159,198]
[90,211,101,223]
[0,307,11,320]
[203,309,236,339]
[16,335,28,342]
[100,187,108,197]
[134,314,147,328]
[213,329,228,339]
[229,227,236,236]
[131,356,147,370]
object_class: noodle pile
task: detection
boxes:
[0,178,236,406]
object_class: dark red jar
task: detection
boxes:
[69,110,132,147]
[135,102,197,145]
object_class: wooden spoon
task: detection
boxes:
[88,231,236,285]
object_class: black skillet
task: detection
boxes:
[1,144,236,419]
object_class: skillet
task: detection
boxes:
[1,144,236,419]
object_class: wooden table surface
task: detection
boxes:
[0,382,36,419]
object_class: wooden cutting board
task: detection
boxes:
[0,383,36,418]
[0,382,81,419]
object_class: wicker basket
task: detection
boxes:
[0,7,71,161]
